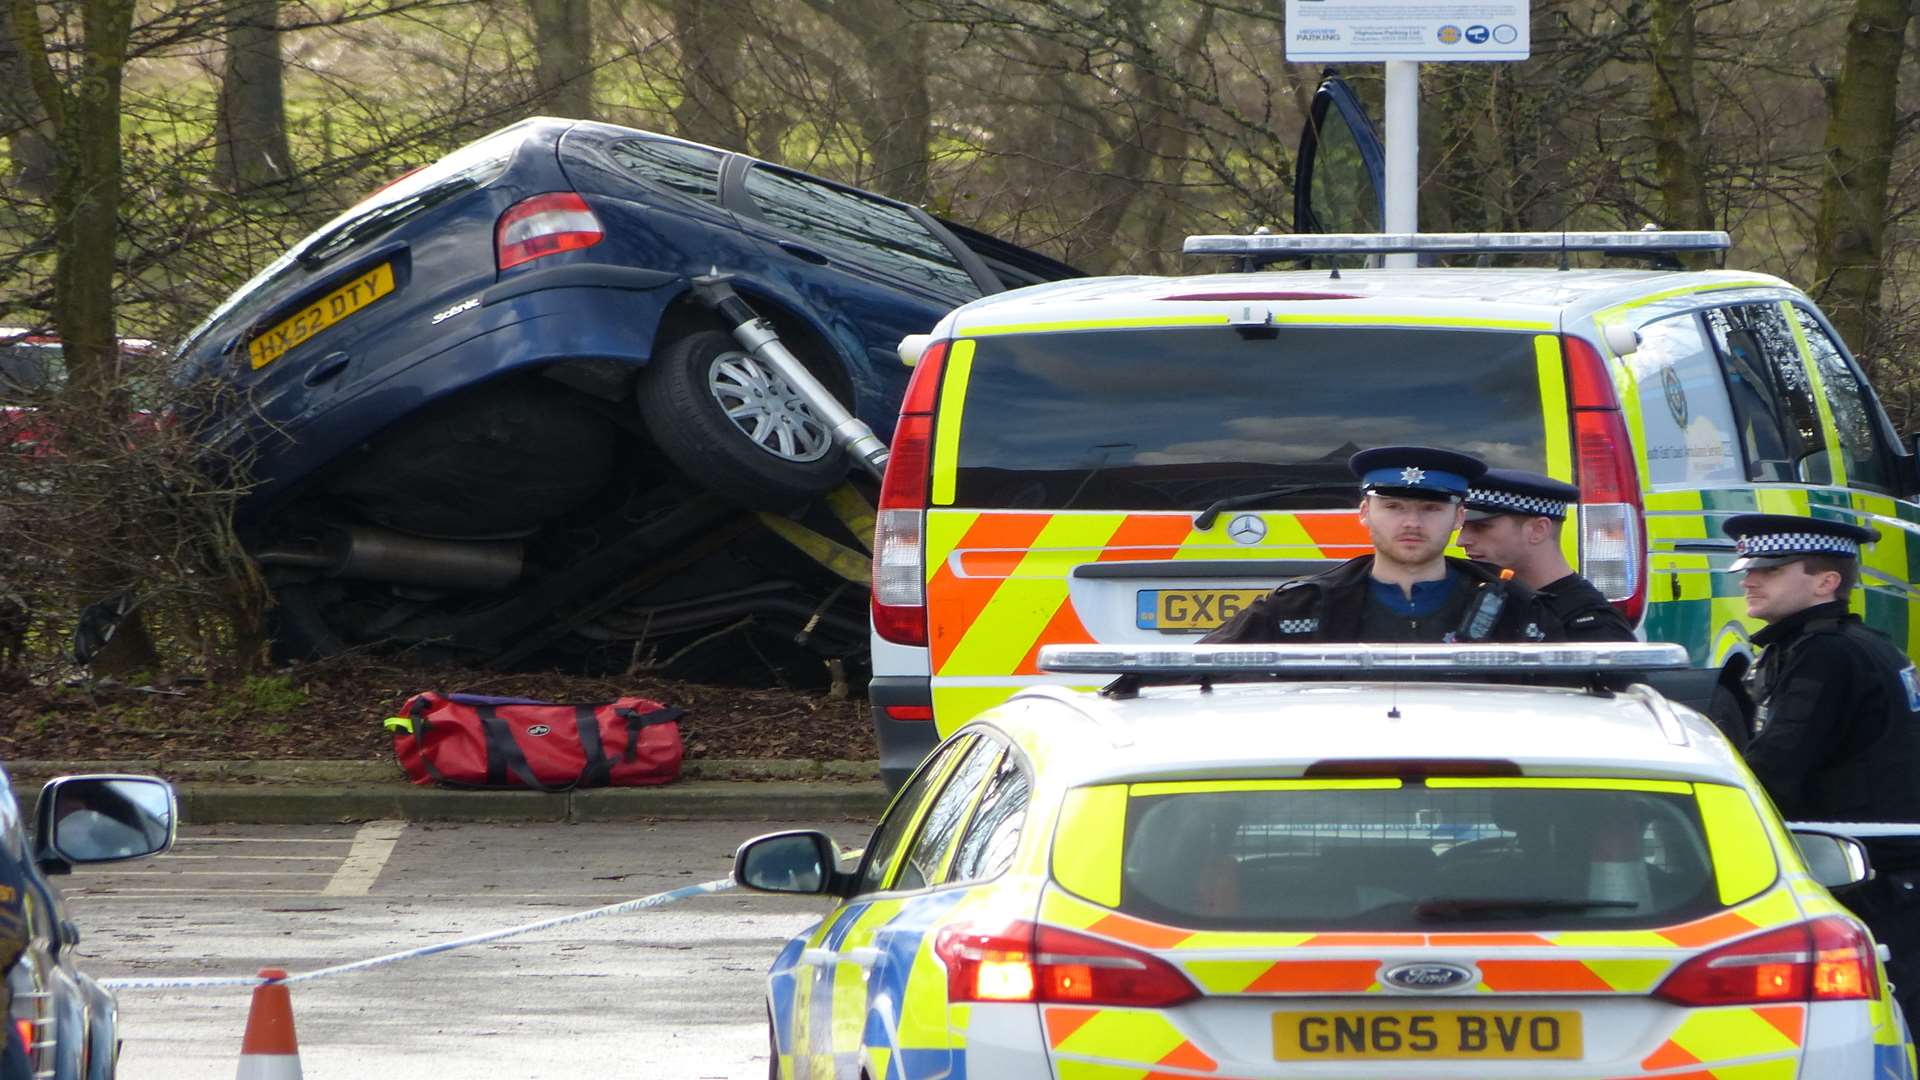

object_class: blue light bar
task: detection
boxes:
[1037,643,1691,675]
[1182,231,1730,258]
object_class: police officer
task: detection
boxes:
[1726,512,1920,1017]
[1204,447,1561,644]
[1458,468,1636,642]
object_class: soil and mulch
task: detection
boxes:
[0,656,877,764]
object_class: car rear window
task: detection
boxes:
[942,326,1548,510]
[1083,779,1737,932]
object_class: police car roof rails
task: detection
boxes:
[1042,643,1692,691]
[1183,231,1731,271]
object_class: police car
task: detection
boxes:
[867,228,1920,790]
[738,644,1915,1079]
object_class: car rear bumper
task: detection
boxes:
[236,278,686,509]
[869,675,937,793]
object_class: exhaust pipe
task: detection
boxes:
[690,274,890,478]
[255,526,523,591]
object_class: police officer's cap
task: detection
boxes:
[1464,468,1578,522]
[1723,512,1879,572]
[1348,446,1486,501]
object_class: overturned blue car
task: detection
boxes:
[173,117,1078,677]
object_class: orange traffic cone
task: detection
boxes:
[236,969,302,1080]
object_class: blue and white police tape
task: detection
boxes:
[99,875,736,991]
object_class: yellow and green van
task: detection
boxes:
[865,236,1920,789]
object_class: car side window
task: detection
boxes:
[894,739,1000,892]
[1792,306,1894,491]
[1704,304,1831,484]
[607,139,724,203]
[856,735,975,894]
[950,752,1031,883]
[1626,314,1745,489]
[742,165,980,298]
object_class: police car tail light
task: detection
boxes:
[935,920,1199,1007]
[495,192,603,270]
[872,340,949,647]
[1565,335,1646,624]
[1652,917,1876,1006]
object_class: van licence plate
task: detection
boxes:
[1135,589,1269,630]
[248,262,396,370]
[1272,1010,1582,1061]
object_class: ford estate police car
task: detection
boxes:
[867,229,1920,790]
[738,644,1915,1079]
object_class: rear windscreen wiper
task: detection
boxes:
[1413,897,1641,921]
[1193,482,1358,530]
[297,178,479,268]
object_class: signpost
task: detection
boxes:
[1286,0,1531,266]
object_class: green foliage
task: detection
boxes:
[212,675,309,722]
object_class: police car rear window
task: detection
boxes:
[945,326,1547,510]
[1110,782,1721,932]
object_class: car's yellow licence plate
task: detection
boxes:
[1135,588,1268,631]
[248,262,395,370]
[1273,1010,1582,1061]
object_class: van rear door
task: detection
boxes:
[923,319,1557,727]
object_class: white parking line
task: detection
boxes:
[322,820,407,897]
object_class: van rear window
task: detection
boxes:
[1104,780,1724,932]
[946,326,1548,510]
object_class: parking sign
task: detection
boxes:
[1286,0,1531,61]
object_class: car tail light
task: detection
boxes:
[1653,917,1877,1006]
[1564,336,1646,625]
[871,341,949,647]
[935,920,1199,1007]
[883,704,934,721]
[496,192,603,270]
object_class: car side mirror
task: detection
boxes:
[1792,828,1872,890]
[33,775,176,873]
[732,830,843,895]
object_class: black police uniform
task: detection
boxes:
[1464,469,1636,643]
[1727,512,1920,1018]
[1204,554,1559,645]
[1203,448,1562,646]
[1535,574,1635,643]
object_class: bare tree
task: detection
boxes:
[1812,0,1914,363]
[529,0,595,118]
[1648,0,1713,235]
[214,0,296,192]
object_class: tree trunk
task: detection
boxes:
[1647,0,1711,252]
[528,0,595,119]
[803,0,931,203]
[0,10,53,199]
[10,0,163,677]
[213,0,295,193]
[1812,0,1913,364]
[666,0,748,148]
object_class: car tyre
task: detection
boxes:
[638,329,848,509]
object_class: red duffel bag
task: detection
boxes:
[387,692,684,789]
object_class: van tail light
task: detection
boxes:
[1653,917,1877,1006]
[935,920,1200,1007]
[496,192,603,270]
[871,340,949,647]
[1564,336,1646,626]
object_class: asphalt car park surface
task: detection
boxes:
[62,819,861,1079]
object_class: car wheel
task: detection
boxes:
[638,329,848,509]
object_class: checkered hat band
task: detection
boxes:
[1466,488,1567,518]
[1734,532,1860,558]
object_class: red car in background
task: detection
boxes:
[0,328,162,456]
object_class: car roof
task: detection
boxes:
[987,680,1747,790]
[940,266,1797,332]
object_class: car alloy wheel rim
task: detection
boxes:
[708,350,833,463]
